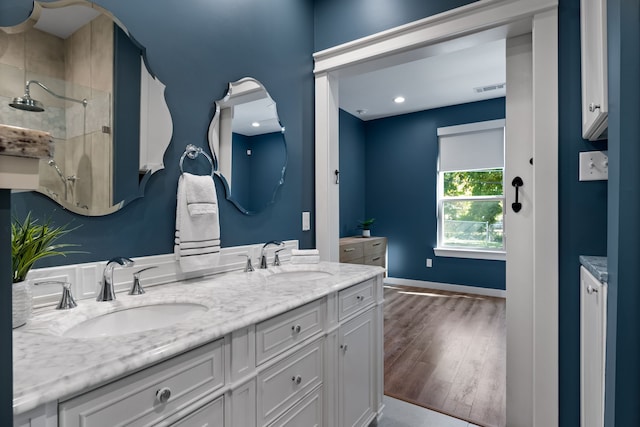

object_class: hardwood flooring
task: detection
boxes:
[383,285,506,427]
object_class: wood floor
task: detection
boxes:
[383,285,506,427]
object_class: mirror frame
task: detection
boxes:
[1,0,172,216]
[208,77,287,215]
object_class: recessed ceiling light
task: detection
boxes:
[251,122,260,127]
[394,96,405,104]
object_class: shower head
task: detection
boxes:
[9,94,45,112]
[9,80,87,113]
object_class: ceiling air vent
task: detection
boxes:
[473,83,506,93]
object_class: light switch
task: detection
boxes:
[579,151,608,181]
[302,211,310,231]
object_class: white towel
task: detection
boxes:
[175,173,220,273]
[184,173,218,216]
[291,249,320,256]
[290,255,320,264]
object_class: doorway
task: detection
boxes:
[313,2,558,426]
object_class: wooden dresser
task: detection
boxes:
[339,236,387,269]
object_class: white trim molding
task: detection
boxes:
[434,247,506,261]
[313,1,558,425]
[384,277,506,299]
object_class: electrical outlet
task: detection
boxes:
[426,258,432,268]
[579,151,608,181]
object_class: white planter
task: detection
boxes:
[12,280,32,329]
[362,229,371,238]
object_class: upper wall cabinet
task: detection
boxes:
[581,0,608,141]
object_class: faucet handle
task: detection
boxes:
[274,247,286,266]
[238,254,254,272]
[35,281,77,310]
[129,266,158,295]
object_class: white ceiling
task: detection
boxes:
[339,39,506,121]
[34,5,101,39]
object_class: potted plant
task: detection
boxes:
[357,218,376,238]
[11,213,80,328]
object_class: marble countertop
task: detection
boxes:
[13,262,383,416]
[579,255,608,283]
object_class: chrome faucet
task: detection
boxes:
[260,241,283,269]
[97,257,134,301]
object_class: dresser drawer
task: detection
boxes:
[59,339,224,427]
[363,238,386,256]
[339,242,364,262]
[257,339,323,426]
[364,253,385,267]
[170,395,224,427]
[256,298,324,365]
[270,385,323,427]
[338,279,375,321]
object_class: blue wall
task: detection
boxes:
[229,131,287,213]
[362,98,506,289]
[339,109,366,237]
[6,0,316,268]
[605,0,640,424]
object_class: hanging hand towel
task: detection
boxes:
[184,172,218,216]
[175,173,221,273]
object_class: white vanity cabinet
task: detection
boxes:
[580,0,608,140]
[14,272,384,427]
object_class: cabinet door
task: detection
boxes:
[580,267,607,427]
[338,309,375,427]
[581,0,608,140]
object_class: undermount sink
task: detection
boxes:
[63,303,208,338]
[267,270,333,282]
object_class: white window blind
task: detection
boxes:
[438,119,505,172]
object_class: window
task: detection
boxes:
[435,119,505,260]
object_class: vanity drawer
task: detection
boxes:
[170,395,224,427]
[338,279,375,321]
[58,339,224,427]
[363,237,386,256]
[270,385,323,427]
[257,339,323,426]
[339,242,364,263]
[256,298,324,365]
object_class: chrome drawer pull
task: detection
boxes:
[587,285,599,294]
[372,242,381,246]
[372,256,381,261]
[291,325,301,333]
[344,248,355,252]
[291,375,302,384]
[155,387,172,404]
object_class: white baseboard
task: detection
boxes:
[384,277,506,298]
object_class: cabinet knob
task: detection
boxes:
[291,375,302,384]
[340,344,348,352]
[587,285,599,294]
[156,387,172,404]
[356,295,364,302]
[589,102,601,112]
[291,324,301,333]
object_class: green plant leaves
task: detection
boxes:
[11,212,82,283]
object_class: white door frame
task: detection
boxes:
[313,0,558,425]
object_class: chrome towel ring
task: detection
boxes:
[179,144,214,177]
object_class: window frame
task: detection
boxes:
[435,120,506,260]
